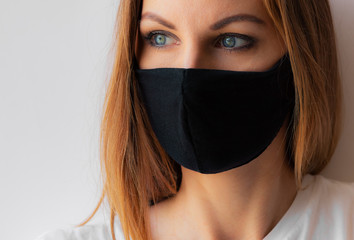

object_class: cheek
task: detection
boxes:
[266,30,287,56]
[252,32,287,71]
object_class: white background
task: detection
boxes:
[0,0,353,239]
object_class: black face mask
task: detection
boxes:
[132,55,295,174]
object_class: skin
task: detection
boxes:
[134,0,297,239]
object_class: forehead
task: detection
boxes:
[140,0,271,27]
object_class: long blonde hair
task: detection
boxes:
[76,0,342,239]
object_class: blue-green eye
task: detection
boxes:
[217,33,254,52]
[222,36,248,48]
[144,31,177,48]
[223,36,236,47]
[154,34,166,45]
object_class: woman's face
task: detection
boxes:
[135,0,287,71]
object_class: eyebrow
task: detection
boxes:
[140,12,265,31]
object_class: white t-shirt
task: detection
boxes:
[34,174,354,240]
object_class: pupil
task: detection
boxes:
[155,34,166,45]
[223,37,235,47]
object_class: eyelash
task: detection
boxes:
[142,30,256,53]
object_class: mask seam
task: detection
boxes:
[182,69,203,172]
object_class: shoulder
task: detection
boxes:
[296,174,354,239]
[302,174,354,221]
[264,174,354,240]
[33,220,125,240]
[310,174,354,206]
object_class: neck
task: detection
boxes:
[178,163,296,239]
[151,123,297,240]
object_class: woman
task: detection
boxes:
[35,0,354,239]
